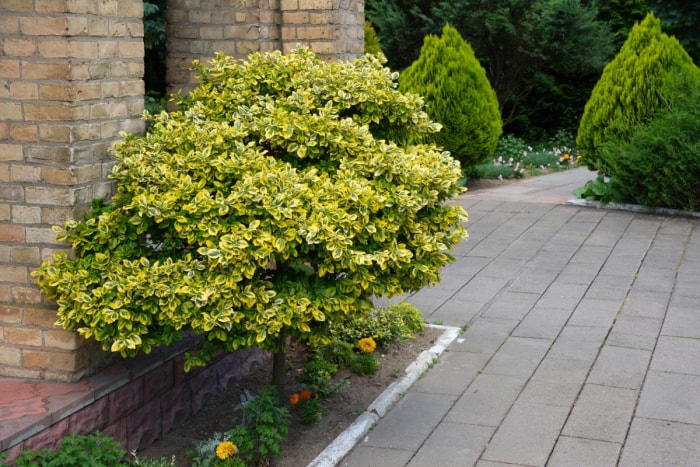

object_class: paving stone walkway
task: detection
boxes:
[341,168,700,466]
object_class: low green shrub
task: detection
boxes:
[327,302,426,347]
[190,385,289,466]
[0,432,127,467]
[604,71,700,210]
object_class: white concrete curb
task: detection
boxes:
[307,324,461,467]
[567,198,700,218]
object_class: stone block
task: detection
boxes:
[3,38,36,57]
[23,349,82,372]
[68,395,109,435]
[0,346,21,365]
[126,398,161,451]
[37,39,70,58]
[10,247,40,264]
[0,224,25,242]
[0,265,27,283]
[10,165,40,183]
[0,305,22,324]
[107,378,143,423]
[44,330,85,351]
[22,307,61,328]
[5,326,42,347]
[0,144,23,161]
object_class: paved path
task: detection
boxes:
[341,168,700,466]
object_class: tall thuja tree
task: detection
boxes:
[32,47,467,392]
[431,0,613,134]
[399,24,502,173]
[576,13,697,174]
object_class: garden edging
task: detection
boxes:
[308,324,461,467]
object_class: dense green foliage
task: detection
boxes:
[32,47,466,372]
[366,0,613,139]
[576,13,696,173]
[143,1,167,102]
[364,21,383,56]
[0,432,126,467]
[603,71,700,210]
[650,0,700,62]
[598,0,650,50]
[364,0,434,71]
[399,25,501,171]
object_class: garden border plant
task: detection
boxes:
[32,46,467,396]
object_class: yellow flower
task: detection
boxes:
[216,441,238,459]
[358,337,376,353]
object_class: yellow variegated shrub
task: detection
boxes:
[33,46,467,371]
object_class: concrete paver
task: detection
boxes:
[339,168,700,466]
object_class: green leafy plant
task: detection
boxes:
[190,385,289,466]
[289,389,327,425]
[327,302,426,347]
[0,432,127,467]
[604,70,700,210]
[399,24,502,173]
[349,352,380,376]
[576,13,697,174]
[32,46,466,393]
[573,174,614,204]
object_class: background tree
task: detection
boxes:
[399,25,502,172]
[33,47,467,393]
[364,0,436,71]
[597,0,650,51]
[649,0,700,63]
[576,13,697,173]
[366,0,613,139]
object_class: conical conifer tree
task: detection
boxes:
[576,13,697,174]
[399,24,502,172]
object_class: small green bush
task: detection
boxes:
[349,353,380,376]
[327,301,426,346]
[399,24,502,173]
[577,13,697,173]
[604,71,700,210]
[0,432,127,467]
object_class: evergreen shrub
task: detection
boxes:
[32,46,466,371]
[399,24,502,173]
[604,70,700,210]
[576,13,697,174]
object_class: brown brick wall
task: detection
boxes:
[0,0,363,382]
[166,0,364,98]
[0,0,145,382]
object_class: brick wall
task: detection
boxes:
[166,0,364,97]
[0,0,145,381]
[0,0,364,382]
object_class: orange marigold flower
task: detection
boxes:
[358,337,377,353]
[216,441,237,460]
[289,393,300,405]
[299,389,312,401]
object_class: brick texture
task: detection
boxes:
[1,0,362,382]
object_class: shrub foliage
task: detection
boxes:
[32,47,466,371]
[399,24,502,172]
[576,13,697,173]
[604,71,700,211]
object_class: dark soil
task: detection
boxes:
[137,328,442,466]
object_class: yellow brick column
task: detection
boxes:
[0,0,145,381]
